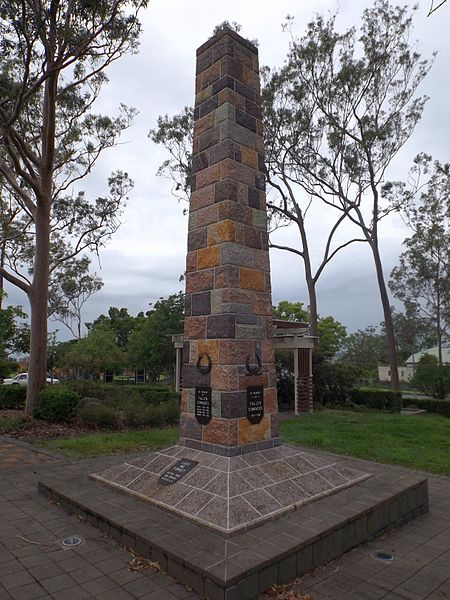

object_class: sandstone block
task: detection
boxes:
[190,185,214,211]
[235,108,257,133]
[201,60,221,89]
[252,208,267,230]
[187,228,207,251]
[183,364,211,388]
[186,269,214,294]
[199,94,218,118]
[198,339,219,365]
[244,226,262,249]
[207,219,236,245]
[219,119,255,149]
[220,55,243,82]
[191,291,211,316]
[210,289,222,314]
[198,126,220,153]
[238,415,270,445]
[196,48,212,75]
[184,316,207,340]
[207,314,236,339]
[197,245,220,269]
[214,264,240,288]
[218,201,252,225]
[252,291,273,316]
[194,112,215,137]
[203,417,238,447]
[195,85,213,106]
[211,366,239,391]
[196,204,218,229]
[214,178,239,203]
[243,66,260,92]
[221,391,247,418]
[218,88,245,110]
[220,242,254,268]
[221,159,255,187]
[180,413,202,441]
[212,34,235,62]
[192,151,209,174]
[240,267,266,291]
[196,163,221,190]
[264,387,278,414]
[235,324,266,339]
[186,251,197,273]
[240,146,258,169]
[209,139,237,165]
[218,339,254,366]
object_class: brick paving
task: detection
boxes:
[0,436,449,599]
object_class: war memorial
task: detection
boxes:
[38,29,429,599]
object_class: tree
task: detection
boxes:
[272,300,346,358]
[0,302,29,358]
[412,354,450,399]
[87,306,140,349]
[0,0,146,412]
[385,308,437,365]
[128,293,184,383]
[340,326,388,376]
[63,328,124,380]
[49,257,103,339]
[388,156,449,367]
[262,2,433,390]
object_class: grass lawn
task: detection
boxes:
[280,410,450,476]
[38,410,450,475]
[39,427,179,458]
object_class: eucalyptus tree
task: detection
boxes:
[0,0,147,412]
[263,1,433,389]
[388,155,450,368]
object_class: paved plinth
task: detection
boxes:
[38,448,428,600]
[90,445,370,536]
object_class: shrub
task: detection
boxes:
[405,398,450,418]
[78,403,118,428]
[33,388,79,422]
[0,415,34,434]
[0,385,27,409]
[62,382,180,406]
[349,388,402,413]
[411,356,450,399]
[313,357,361,406]
[124,403,163,428]
[163,400,180,425]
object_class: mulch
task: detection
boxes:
[0,409,96,441]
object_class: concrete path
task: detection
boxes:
[0,436,449,599]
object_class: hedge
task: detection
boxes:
[0,386,27,410]
[33,388,80,422]
[349,388,402,413]
[63,381,180,405]
[404,398,450,418]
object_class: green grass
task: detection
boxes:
[39,427,179,459]
[38,410,450,475]
[280,410,450,476]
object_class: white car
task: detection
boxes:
[3,373,59,385]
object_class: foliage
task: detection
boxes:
[348,389,403,413]
[272,300,346,358]
[77,402,118,428]
[412,354,450,399]
[280,411,450,475]
[49,257,103,339]
[148,108,193,205]
[33,389,80,422]
[263,2,433,389]
[0,0,146,411]
[405,398,450,418]
[339,326,388,376]
[0,358,18,380]
[62,329,125,378]
[128,293,184,382]
[388,155,449,367]
[0,302,29,357]
[383,308,437,365]
[0,414,35,434]
[63,381,180,406]
[0,385,26,409]
[87,307,140,349]
[313,356,361,406]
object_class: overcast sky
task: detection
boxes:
[4,0,450,338]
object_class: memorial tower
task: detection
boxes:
[179,28,280,456]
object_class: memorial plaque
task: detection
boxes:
[195,385,212,424]
[247,385,264,424]
[159,458,198,485]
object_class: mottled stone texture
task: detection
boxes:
[181,29,279,455]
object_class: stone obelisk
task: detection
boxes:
[180,28,280,456]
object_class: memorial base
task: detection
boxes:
[38,448,428,600]
[90,444,370,536]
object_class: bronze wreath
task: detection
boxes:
[245,352,262,376]
[196,353,212,375]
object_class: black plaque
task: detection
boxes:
[195,385,212,424]
[247,385,264,424]
[159,458,198,485]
